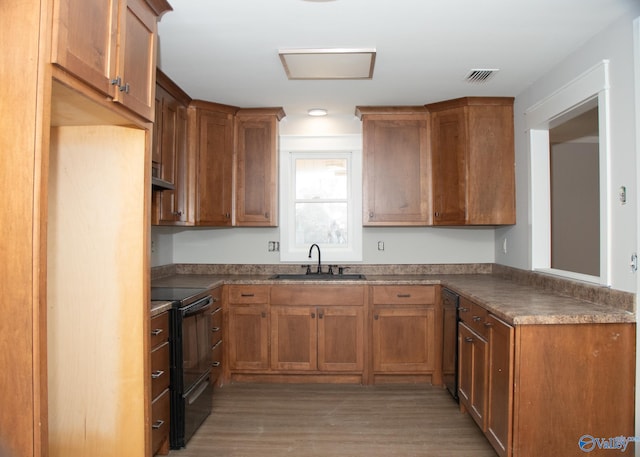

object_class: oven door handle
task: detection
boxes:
[181,296,213,317]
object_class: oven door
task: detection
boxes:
[180,296,213,389]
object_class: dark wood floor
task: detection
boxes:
[168,383,498,457]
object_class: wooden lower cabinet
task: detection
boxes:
[150,311,170,456]
[270,305,364,372]
[456,294,635,457]
[370,285,439,383]
[458,321,488,430]
[228,304,270,371]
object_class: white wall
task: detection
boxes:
[496,6,640,293]
[159,225,496,265]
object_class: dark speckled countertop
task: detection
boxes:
[150,272,635,325]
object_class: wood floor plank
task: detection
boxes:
[168,384,497,457]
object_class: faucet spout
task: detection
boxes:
[308,243,322,274]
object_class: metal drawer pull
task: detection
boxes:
[465,337,474,343]
[212,340,222,350]
[473,316,482,322]
[261,311,267,318]
[211,327,221,332]
[240,293,255,297]
[397,294,411,298]
[151,370,165,379]
[151,328,163,336]
[212,361,221,367]
[458,307,469,312]
[211,306,222,315]
[311,312,316,318]
[484,322,493,327]
[152,420,165,430]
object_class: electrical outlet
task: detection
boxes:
[377,241,385,251]
[503,238,508,254]
[268,241,280,252]
[151,240,156,253]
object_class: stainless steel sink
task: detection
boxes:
[270,273,367,281]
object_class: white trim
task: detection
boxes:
[527,60,611,285]
[632,15,640,453]
[279,135,363,263]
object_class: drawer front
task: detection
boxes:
[151,341,170,399]
[150,312,170,348]
[270,285,364,306]
[228,285,269,304]
[372,285,436,305]
[151,388,170,455]
[211,339,223,383]
[459,297,489,338]
[211,305,223,344]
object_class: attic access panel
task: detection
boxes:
[279,48,376,80]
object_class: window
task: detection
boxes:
[279,135,362,262]
[527,61,610,285]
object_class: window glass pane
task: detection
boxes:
[295,202,348,245]
[295,158,348,200]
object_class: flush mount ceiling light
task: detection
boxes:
[308,108,328,116]
[279,48,376,80]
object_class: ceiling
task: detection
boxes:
[157,0,637,120]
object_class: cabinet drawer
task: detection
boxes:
[270,285,364,306]
[372,285,435,305]
[211,305,223,344]
[228,285,269,304]
[150,312,169,348]
[151,341,170,399]
[459,297,489,339]
[151,388,170,455]
[211,339,223,383]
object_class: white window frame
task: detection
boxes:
[279,135,363,262]
[527,60,611,285]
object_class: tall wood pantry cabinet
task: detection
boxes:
[356,106,432,226]
[427,97,515,225]
[1,1,171,457]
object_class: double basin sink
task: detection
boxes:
[270,273,367,281]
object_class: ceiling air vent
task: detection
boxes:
[465,68,499,84]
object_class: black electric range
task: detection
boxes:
[151,287,211,307]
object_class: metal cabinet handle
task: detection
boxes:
[110,76,121,87]
[151,370,164,379]
[465,337,474,343]
[211,306,222,315]
[458,307,469,313]
[212,361,221,367]
[152,419,165,430]
[374,315,379,320]
[119,83,130,93]
[212,340,222,350]
[484,321,493,327]
[241,293,255,297]
[211,327,221,332]
[369,211,374,218]
[318,312,324,319]
[151,328,163,336]
[261,311,267,318]
[473,316,482,322]
[397,293,411,298]
[311,312,316,318]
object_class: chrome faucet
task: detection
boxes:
[308,243,322,274]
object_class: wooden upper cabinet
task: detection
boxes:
[356,106,431,226]
[235,108,285,227]
[189,101,237,226]
[50,0,171,120]
[427,97,515,225]
[153,70,192,225]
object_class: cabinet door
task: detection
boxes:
[270,306,317,371]
[113,0,157,120]
[317,307,364,372]
[458,322,488,430]
[362,115,431,225]
[228,305,269,371]
[235,113,279,226]
[431,108,467,225]
[51,0,119,97]
[372,306,436,372]
[486,315,514,457]
[194,109,234,225]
